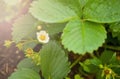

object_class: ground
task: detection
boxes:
[0,22,24,79]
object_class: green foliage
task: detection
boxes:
[81,50,120,79]
[22,40,38,50]
[62,19,106,54]
[8,68,41,79]
[42,23,66,35]
[79,0,88,9]
[17,58,40,72]
[29,0,79,23]
[100,50,115,64]
[7,0,120,79]
[12,14,38,43]
[110,22,120,41]
[109,54,119,65]
[83,0,120,23]
[80,58,101,73]
[74,74,84,79]
[40,41,70,79]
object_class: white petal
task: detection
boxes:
[36,30,50,43]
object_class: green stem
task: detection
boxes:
[108,65,120,68]
[79,68,89,77]
[103,45,120,51]
[70,56,82,68]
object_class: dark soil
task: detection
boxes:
[0,22,24,79]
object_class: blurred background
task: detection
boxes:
[0,0,32,78]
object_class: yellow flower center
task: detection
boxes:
[39,34,46,41]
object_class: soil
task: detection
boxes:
[0,22,24,79]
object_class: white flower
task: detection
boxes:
[36,30,50,43]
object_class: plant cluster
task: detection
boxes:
[3,0,120,79]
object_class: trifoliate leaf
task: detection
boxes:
[8,68,41,79]
[83,0,120,23]
[29,0,81,23]
[12,14,38,43]
[62,19,107,54]
[40,41,70,79]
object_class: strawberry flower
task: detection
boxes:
[36,30,50,43]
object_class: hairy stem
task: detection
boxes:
[70,56,82,68]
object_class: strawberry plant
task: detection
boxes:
[3,0,120,79]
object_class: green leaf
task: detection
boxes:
[42,23,66,35]
[109,53,119,65]
[40,41,70,79]
[8,68,41,79]
[112,67,120,78]
[12,14,38,43]
[22,40,38,50]
[79,0,88,8]
[29,0,80,23]
[80,62,90,72]
[96,70,103,79]
[100,50,114,64]
[80,58,101,73]
[62,19,106,54]
[110,22,120,40]
[83,0,120,23]
[110,22,120,33]
[17,58,40,72]
[74,74,84,79]
[90,58,102,66]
